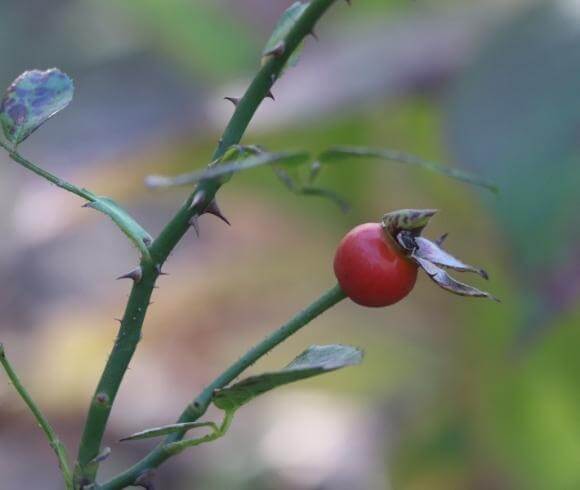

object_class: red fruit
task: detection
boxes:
[334,223,418,307]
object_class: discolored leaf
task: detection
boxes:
[84,197,153,261]
[0,69,74,146]
[319,146,497,193]
[213,344,363,412]
[120,421,217,442]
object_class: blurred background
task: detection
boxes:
[1,0,580,488]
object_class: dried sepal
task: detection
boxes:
[382,209,437,238]
[413,236,488,279]
[415,257,499,302]
[380,208,497,301]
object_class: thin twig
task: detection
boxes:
[0,344,74,489]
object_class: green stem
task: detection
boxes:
[163,410,235,456]
[0,344,74,489]
[74,262,158,486]
[76,0,341,486]
[100,284,346,490]
[0,141,95,202]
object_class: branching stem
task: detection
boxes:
[100,284,346,489]
[73,0,342,487]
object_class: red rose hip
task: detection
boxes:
[334,222,418,307]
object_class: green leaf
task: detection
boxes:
[0,69,74,146]
[145,151,310,188]
[262,2,308,71]
[85,197,153,261]
[318,146,498,193]
[213,344,363,411]
[120,421,217,442]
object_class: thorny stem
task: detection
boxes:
[0,344,74,489]
[100,284,346,490]
[74,0,343,487]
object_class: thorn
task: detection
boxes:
[114,318,122,324]
[224,96,240,107]
[142,236,153,247]
[135,470,156,490]
[263,41,285,58]
[309,29,319,41]
[155,264,169,276]
[189,216,200,236]
[204,199,231,226]
[189,190,207,211]
[266,90,275,101]
[117,267,143,283]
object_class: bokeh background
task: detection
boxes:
[1,0,580,488]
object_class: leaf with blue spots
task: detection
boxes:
[0,68,74,147]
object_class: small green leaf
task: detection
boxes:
[145,151,309,188]
[319,146,498,193]
[213,344,363,411]
[85,197,153,261]
[262,2,308,71]
[120,421,217,442]
[0,69,74,146]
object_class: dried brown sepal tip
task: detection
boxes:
[381,209,498,301]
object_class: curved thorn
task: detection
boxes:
[116,267,143,283]
[224,96,240,107]
[309,30,319,41]
[204,199,231,226]
[266,90,275,101]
